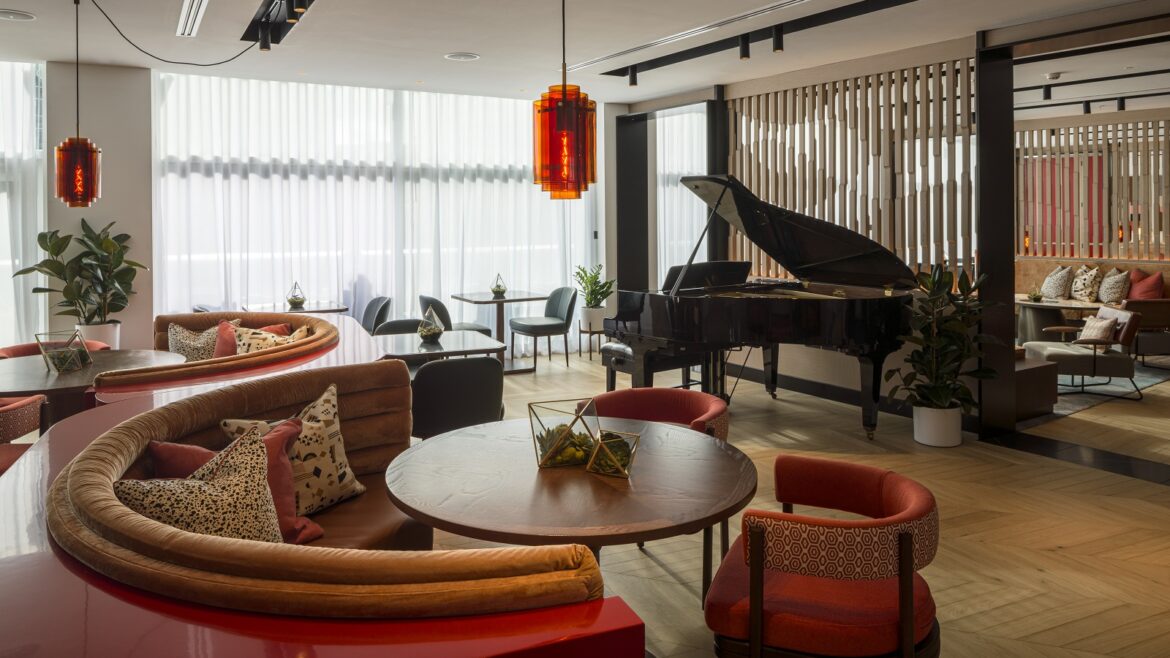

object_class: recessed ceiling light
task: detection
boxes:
[0,9,36,21]
[444,52,481,62]
[175,0,208,37]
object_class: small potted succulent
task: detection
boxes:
[418,305,445,343]
[286,282,307,309]
[573,264,615,330]
[490,274,507,298]
[884,265,996,447]
[1027,287,1043,302]
[15,219,147,349]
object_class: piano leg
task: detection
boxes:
[762,344,779,399]
[702,351,729,402]
[631,354,653,388]
[857,353,889,440]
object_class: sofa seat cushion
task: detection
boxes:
[704,536,935,657]
[1023,341,1135,378]
[307,473,433,550]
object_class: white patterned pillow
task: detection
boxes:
[1070,265,1102,302]
[234,325,312,355]
[114,429,282,542]
[1097,268,1129,303]
[169,320,241,362]
[1039,266,1073,300]
[220,384,365,515]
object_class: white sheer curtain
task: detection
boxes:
[655,103,708,287]
[0,61,45,346]
[154,73,596,345]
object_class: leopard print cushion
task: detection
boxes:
[1097,268,1130,303]
[113,429,282,542]
[168,319,241,362]
[220,384,365,516]
[1039,266,1073,300]
[234,325,313,355]
[1070,265,1102,302]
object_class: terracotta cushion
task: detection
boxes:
[146,420,324,544]
[213,320,292,358]
[704,536,936,657]
[1129,270,1165,300]
[307,473,433,551]
[0,443,31,476]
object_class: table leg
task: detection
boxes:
[720,519,729,559]
[494,304,506,365]
[589,545,602,564]
[702,526,712,606]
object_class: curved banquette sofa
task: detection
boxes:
[93,312,340,389]
[48,360,604,618]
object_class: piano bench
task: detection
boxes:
[600,342,702,392]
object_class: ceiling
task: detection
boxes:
[0,0,1161,110]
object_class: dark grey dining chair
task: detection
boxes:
[509,286,577,369]
[411,357,504,439]
[373,319,421,335]
[418,295,491,336]
[360,296,392,334]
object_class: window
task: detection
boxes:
[654,104,708,287]
[154,73,597,336]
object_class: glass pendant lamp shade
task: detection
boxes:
[533,84,596,200]
[55,137,101,208]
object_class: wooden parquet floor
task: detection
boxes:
[1028,378,1170,466]
[435,353,1170,657]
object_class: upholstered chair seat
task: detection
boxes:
[509,286,577,369]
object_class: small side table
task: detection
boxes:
[1016,358,1058,420]
[578,321,606,360]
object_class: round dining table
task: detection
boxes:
[0,349,186,432]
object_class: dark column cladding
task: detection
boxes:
[616,114,650,290]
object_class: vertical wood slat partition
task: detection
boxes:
[1016,114,1169,261]
[728,58,977,279]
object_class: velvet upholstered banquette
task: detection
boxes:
[48,361,604,618]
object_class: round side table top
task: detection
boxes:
[0,349,186,397]
[386,417,757,548]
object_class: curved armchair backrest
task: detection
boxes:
[589,388,728,440]
[412,357,504,439]
[543,287,578,325]
[361,297,392,333]
[374,319,422,336]
[1096,305,1141,348]
[418,295,454,330]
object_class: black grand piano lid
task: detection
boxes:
[681,174,918,290]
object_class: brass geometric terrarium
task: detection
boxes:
[528,398,599,468]
[586,428,640,478]
[35,329,93,373]
[491,274,507,298]
[418,305,446,343]
[286,282,306,309]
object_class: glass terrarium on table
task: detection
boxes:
[286,282,306,309]
[491,273,507,298]
[528,398,600,468]
[418,305,446,343]
[587,428,640,478]
[35,329,93,373]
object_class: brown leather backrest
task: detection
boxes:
[1095,306,1142,348]
[1121,300,1170,331]
[124,360,411,479]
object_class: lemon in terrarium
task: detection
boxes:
[418,305,446,343]
[491,274,507,298]
[528,398,600,468]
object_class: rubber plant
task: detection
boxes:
[14,219,147,325]
[573,264,615,310]
[883,264,996,413]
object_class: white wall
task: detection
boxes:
[45,63,153,349]
[601,102,629,313]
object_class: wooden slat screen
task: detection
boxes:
[1015,115,1169,261]
[727,58,976,279]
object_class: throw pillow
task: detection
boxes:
[213,321,293,358]
[168,319,241,362]
[234,325,312,355]
[221,384,365,516]
[114,429,282,543]
[1070,265,1102,302]
[1039,266,1073,300]
[1077,316,1118,343]
[1096,268,1130,303]
[1128,269,1164,300]
[146,420,324,544]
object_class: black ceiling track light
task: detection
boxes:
[602,0,915,82]
[242,0,314,48]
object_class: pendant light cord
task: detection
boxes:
[75,0,80,138]
[561,0,567,94]
[89,0,257,67]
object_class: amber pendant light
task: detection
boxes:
[56,0,101,208]
[533,0,595,200]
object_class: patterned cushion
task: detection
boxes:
[1039,266,1073,300]
[114,429,282,542]
[1097,268,1129,303]
[221,384,365,515]
[1078,316,1117,343]
[168,320,241,362]
[1070,265,1102,302]
[234,325,313,355]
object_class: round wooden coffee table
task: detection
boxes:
[386,417,757,599]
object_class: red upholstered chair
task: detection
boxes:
[0,342,108,449]
[705,455,941,658]
[0,340,111,359]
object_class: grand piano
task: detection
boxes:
[604,174,918,439]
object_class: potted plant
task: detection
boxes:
[573,264,615,330]
[14,219,147,349]
[884,265,996,447]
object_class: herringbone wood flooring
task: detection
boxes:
[434,352,1170,657]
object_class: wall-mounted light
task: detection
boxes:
[285,0,298,23]
[772,25,784,52]
[1041,85,1051,100]
[292,0,307,14]
[738,34,750,60]
[259,21,271,51]
[1117,97,1126,111]
[628,65,638,86]
[1082,101,1091,115]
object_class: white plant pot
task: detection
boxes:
[76,321,121,350]
[582,306,607,330]
[912,406,962,447]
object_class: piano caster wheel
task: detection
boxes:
[866,430,875,441]
[770,392,778,400]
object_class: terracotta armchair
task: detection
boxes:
[705,455,940,658]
